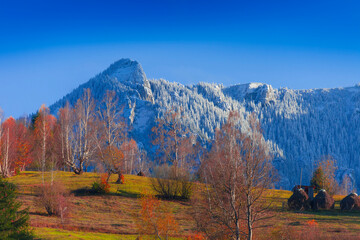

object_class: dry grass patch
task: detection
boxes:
[7,171,360,239]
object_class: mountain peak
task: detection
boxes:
[111,58,139,67]
[106,58,141,73]
[102,58,145,84]
[98,58,153,103]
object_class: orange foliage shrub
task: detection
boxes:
[137,191,178,239]
[101,173,111,193]
[120,174,125,184]
[187,233,206,240]
[307,219,318,227]
[91,173,111,194]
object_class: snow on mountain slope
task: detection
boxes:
[223,83,277,105]
[51,58,153,111]
[49,59,360,190]
[226,84,360,189]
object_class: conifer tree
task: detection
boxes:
[0,178,33,239]
[310,167,325,192]
[311,157,339,195]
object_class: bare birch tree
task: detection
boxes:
[0,110,11,178]
[121,138,138,175]
[0,109,6,177]
[59,102,73,172]
[39,105,48,183]
[194,112,275,240]
[33,105,56,183]
[241,114,275,240]
[59,89,97,174]
[95,90,126,183]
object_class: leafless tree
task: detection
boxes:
[195,112,275,240]
[151,107,194,174]
[134,147,150,175]
[40,106,47,182]
[121,138,139,175]
[39,105,49,183]
[151,107,196,199]
[32,105,57,183]
[95,90,127,182]
[59,89,97,174]
[0,108,10,178]
[59,102,73,172]
[340,174,353,195]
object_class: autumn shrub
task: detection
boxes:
[187,233,206,240]
[120,174,125,184]
[91,173,111,194]
[179,176,193,199]
[35,181,71,220]
[0,177,34,239]
[299,219,322,240]
[151,164,193,200]
[137,191,178,239]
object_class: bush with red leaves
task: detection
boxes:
[91,173,111,194]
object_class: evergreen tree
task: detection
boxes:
[310,166,325,192]
[29,111,40,131]
[0,177,33,240]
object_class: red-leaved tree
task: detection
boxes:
[14,121,33,173]
[0,116,33,177]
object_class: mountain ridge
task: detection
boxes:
[49,58,360,190]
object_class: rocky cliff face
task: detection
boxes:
[224,83,276,105]
[49,59,360,191]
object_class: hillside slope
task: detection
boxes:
[9,171,360,239]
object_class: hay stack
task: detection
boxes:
[311,189,335,210]
[340,193,360,211]
[288,188,310,210]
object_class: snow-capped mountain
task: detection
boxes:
[50,58,360,190]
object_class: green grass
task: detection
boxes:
[34,228,137,240]
[34,228,185,240]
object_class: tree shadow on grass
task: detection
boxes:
[299,209,360,217]
[286,209,360,225]
[71,187,140,198]
[116,190,139,198]
[71,187,93,196]
[29,211,49,217]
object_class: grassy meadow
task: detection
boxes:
[7,171,360,239]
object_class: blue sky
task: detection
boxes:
[1,0,360,118]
